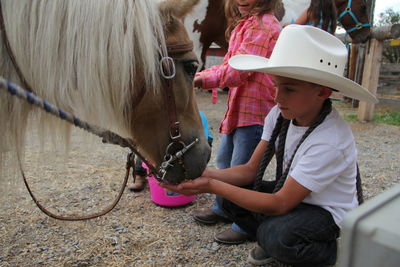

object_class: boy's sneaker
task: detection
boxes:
[248,245,274,265]
[214,228,251,244]
[193,208,231,224]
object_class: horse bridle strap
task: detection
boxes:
[338,0,371,33]
[167,42,194,55]
[162,41,194,140]
[157,41,198,181]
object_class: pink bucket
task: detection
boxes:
[143,163,196,207]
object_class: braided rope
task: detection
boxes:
[252,100,332,222]
[273,99,333,193]
[252,115,284,192]
[274,119,290,183]
[253,99,364,222]
[356,164,364,204]
[0,76,159,220]
[0,77,136,150]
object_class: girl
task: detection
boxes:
[192,0,281,244]
[288,0,337,34]
[164,25,378,266]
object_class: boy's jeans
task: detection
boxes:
[212,125,263,234]
[218,181,340,267]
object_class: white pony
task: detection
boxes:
[0,0,210,184]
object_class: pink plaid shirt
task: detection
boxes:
[197,13,281,134]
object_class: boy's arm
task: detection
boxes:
[210,176,310,215]
[201,140,269,186]
[162,139,312,215]
[163,174,310,215]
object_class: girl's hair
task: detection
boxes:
[308,0,337,33]
[224,0,280,40]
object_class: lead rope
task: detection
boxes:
[16,150,134,221]
[0,77,158,221]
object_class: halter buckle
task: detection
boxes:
[160,57,176,79]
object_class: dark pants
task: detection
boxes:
[217,181,340,267]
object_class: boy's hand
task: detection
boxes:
[161,177,210,196]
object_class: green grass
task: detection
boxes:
[345,112,400,125]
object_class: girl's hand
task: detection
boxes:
[193,75,202,88]
[160,177,211,196]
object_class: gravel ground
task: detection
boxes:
[0,89,399,267]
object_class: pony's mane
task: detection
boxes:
[0,0,169,181]
[1,0,167,135]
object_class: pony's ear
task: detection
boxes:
[159,0,200,19]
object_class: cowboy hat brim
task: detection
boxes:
[229,54,378,104]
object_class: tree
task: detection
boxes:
[376,8,400,63]
[376,8,400,26]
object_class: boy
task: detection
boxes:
[162,25,377,266]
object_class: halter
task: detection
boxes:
[157,41,197,181]
[337,0,371,33]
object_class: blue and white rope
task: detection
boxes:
[0,76,135,150]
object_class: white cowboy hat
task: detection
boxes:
[228,25,378,103]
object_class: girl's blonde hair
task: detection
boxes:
[224,0,280,40]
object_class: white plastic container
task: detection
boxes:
[338,183,400,267]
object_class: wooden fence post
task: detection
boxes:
[349,44,358,81]
[357,38,383,122]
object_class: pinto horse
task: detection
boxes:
[185,0,371,68]
[0,0,210,185]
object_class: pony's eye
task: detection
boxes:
[182,60,199,78]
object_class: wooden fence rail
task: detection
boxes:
[338,24,400,122]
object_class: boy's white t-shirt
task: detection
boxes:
[262,106,359,226]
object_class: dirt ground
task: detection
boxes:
[0,89,399,267]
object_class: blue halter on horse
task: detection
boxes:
[337,0,371,33]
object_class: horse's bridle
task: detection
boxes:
[337,0,371,34]
[155,41,199,182]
